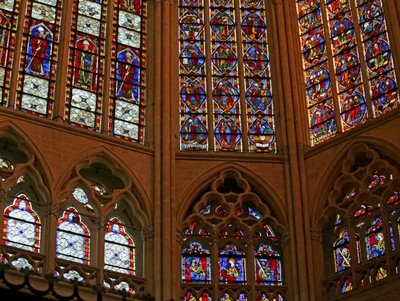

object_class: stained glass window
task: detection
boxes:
[0,0,19,106]
[178,0,276,152]
[2,193,41,252]
[16,0,63,117]
[64,0,107,129]
[219,244,246,284]
[296,0,399,145]
[104,217,135,275]
[365,216,385,260]
[254,244,282,286]
[181,241,211,283]
[56,207,90,264]
[333,228,351,272]
[108,0,147,142]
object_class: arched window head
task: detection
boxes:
[56,207,90,264]
[3,193,41,252]
[322,145,400,297]
[180,170,286,299]
[104,217,135,275]
[296,0,400,145]
[178,0,276,152]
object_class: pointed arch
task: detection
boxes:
[311,137,400,231]
[0,120,54,193]
[177,162,287,228]
[53,145,151,226]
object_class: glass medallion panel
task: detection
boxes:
[16,0,62,117]
[109,0,147,143]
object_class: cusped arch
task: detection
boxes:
[0,121,53,200]
[311,137,400,231]
[177,163,287,228]
[53,146,151,226]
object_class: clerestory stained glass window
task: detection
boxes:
[56,207,90,264]
[2,193,41,252]
[64,0,107,129]
[109,0,147,142]
[104,217,135,275]
[16,0,63,117]
[296,0,399,146]
[178,0,276,152]
[0,0,19,107]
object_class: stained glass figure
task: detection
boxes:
[182,241,211,283]
[56,207,90,264]
[104,217,135,275]
[367,172,385,190]
[341,279,353,293]
[64,0,106,130]
[254,244,282,286]
[220,293,247,301]
[365,216,385,260]
[109,0,147,142]
[388,191,399,205]
[297,0,399,144]
[219,244,246,284]
[179,0,208,151]
[2,193,41,252]
[0,0,19,106]
[184,291,212,301]
[257,293,284,301]
[334,228,351,272]
[16,0,62,117]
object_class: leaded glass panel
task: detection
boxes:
[2,193,41,252]
[16,0,62,117]
[56,207,90,264]
[104,217,135,275]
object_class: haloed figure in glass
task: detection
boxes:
[189,257,205,280]
[77,40,95,90]
[117,49,139,101]
[221,258,239,282]
[27,25,52,77]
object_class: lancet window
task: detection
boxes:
[180,170,286,300]
[322,145,400,297]
[178,0,276,152]
[296,0,399,145]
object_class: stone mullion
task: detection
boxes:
[350,0,374,119]
[95,217,106,286]
[100,0,116,134]
[153,0,163,298]
[43,205,58,275]
[7,0,28,109]
[233,0,248,152]
[53,0,73,122]
[274,0,312,300]
[204,0,213,151]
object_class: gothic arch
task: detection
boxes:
[311,137,400,231]
[0,120,54,195]
[177,162,287,227]
[53,146,151,226]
